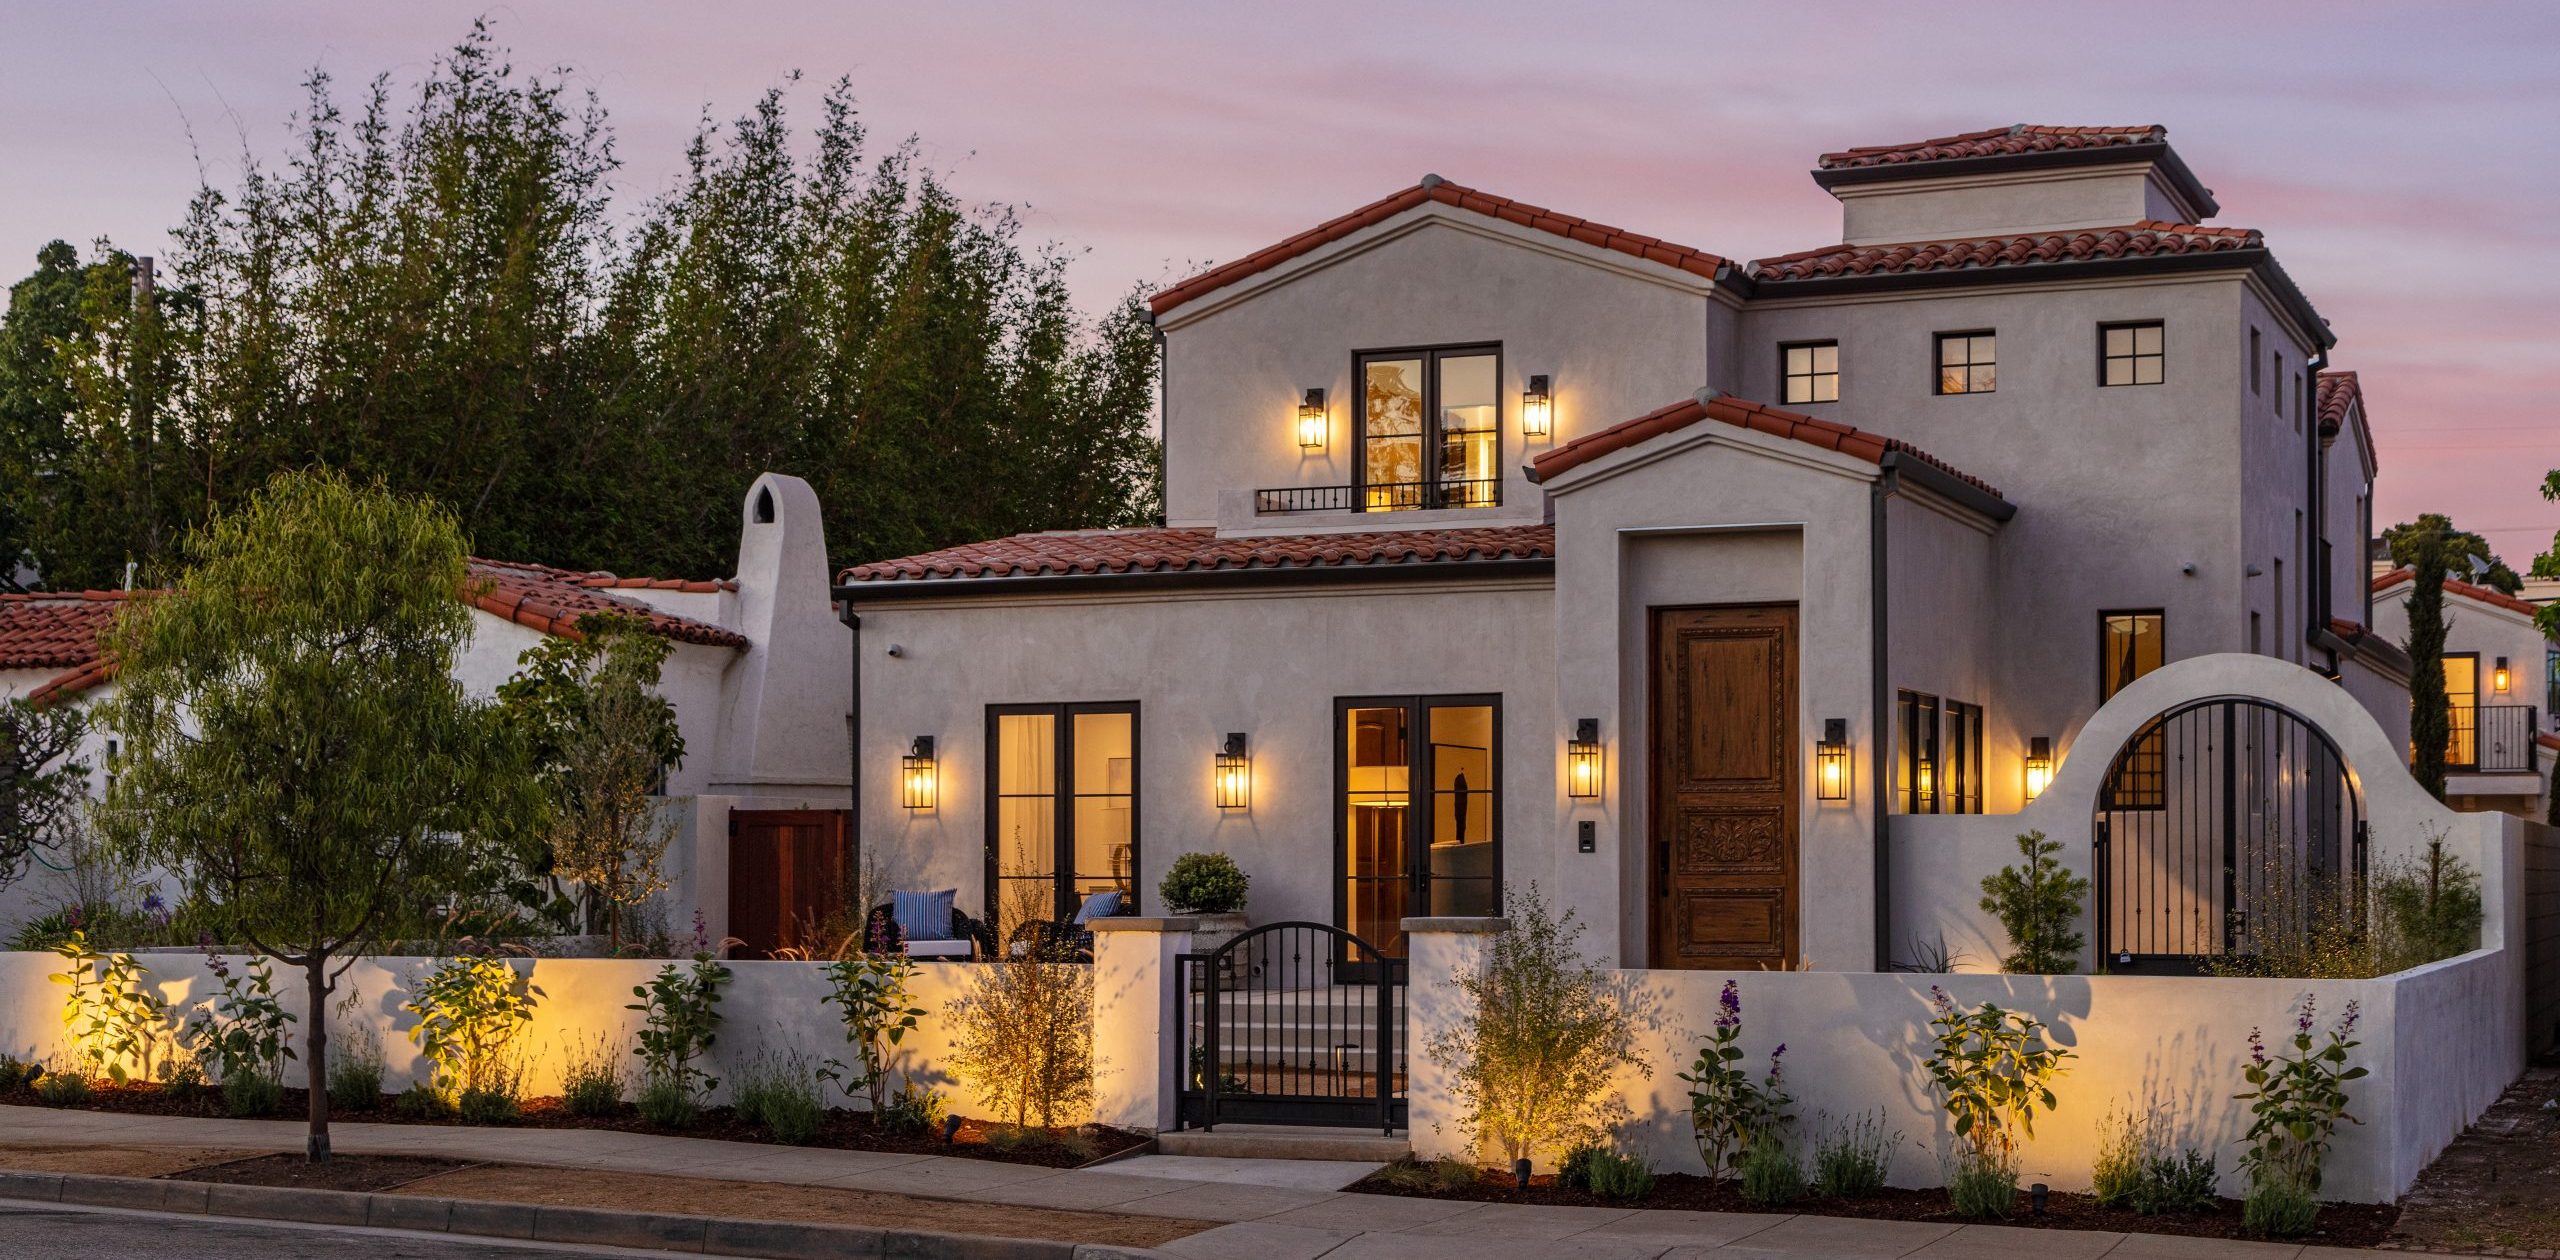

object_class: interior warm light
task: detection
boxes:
[1521,374,1553,439]
[900,736,937,811]
[2024,736,2053,802]
[1815,718,1850,801]
[1215,732,1251,811]
[1567,718,1603,799]
[2493,656,2511,693]
[1296,389,1327,451]
[1915,759,1936,812]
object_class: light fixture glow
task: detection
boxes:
[1296,388,1327,450]
[2024,736,2053,802]
[900,736,938,811]
[1215,732,1251,811]
[1566,718,1602,799]
[2494,656,2511,693]
[1815,718,1850,801]
[1521,374,1553,439]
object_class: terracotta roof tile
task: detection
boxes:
[2371,567,2548,621]
[1529,392,2003,500]
[1750,222,2259,283]
[840,524,1554,586]
[1819,125,2166,170]
[2316,370,2361,437]
[0,591,134,670]
[1151,178,1731,315]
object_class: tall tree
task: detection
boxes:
[0,697,89,890]
[2385,513,2522,594]
[2532,468,2560,641]
[2402,527,2451,801]
[99,469,535,1160]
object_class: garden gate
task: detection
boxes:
[1173,921,1405,1132]
[2093,695,2365,972]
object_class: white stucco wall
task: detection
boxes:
[1834,164,2199,245]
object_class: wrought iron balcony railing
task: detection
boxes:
[2451,704,2541,773]
[1253,478,1502,515]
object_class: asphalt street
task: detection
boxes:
[0,1201,689,1259]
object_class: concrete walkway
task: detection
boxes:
[0,1107,2375,1259]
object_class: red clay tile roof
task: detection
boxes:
[2372,567,2547,621]
[840,525,1554,585]
[2316,370,2361,437]
[1150,177,1732,316]
[1528,392,2003,500]
[0,592,133,670]
[1818,125,2167,170]
[2323,617,2414,678]
[1750,222,2259,282]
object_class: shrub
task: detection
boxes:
[1978,831,2090,974]
[1556,1142,1600,1191]
[628,955,732,1105]
[2373,830,2483,973]
[1921,987,2073,1170]
[0,1054,42,1091]
[50,930,175,1084]
[393,1081,450,1119]
[1157,851,1248,915]
[1373,1157,1479,1192]
[1738,1133,1805,1207]
[560,1033,626,1117]
[1678,980,1790,1183]
[876,1083,945,1137]
[735,1052,825,1145]
[189,951,297,1090]
[456,1061,524,1125]
[327,1020,385,1112]
[2091,1104,2145,1209]
[818,952,925,1114]
[35,1060,90,1106]
[1809,1109,1900,1199]
[1948,1150,2019,1219]
[946,884,1093,1129]
[406,953,541,1106]
[2236,997,2364,1236]
[1424,885,1648,1166]
[163,1060,209,1106]
[2133,1147,2219,1216]
[637,1075,697,1129]
[222,1070,285,1118]
[1586,1148,1656,1202]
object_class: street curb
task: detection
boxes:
[0,1169,1181,1259]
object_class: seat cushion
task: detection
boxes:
[1071,890,1123,926]
[903,938,974,959]
[893,889,958,942]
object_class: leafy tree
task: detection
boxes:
[2384,513,2520,594]
[497,612,686,951]
[0,698,89,890]
[2402,527,2451,801]
[1977,830,2091,974]
[97,469,535,1160]
[2533,469,2560,641]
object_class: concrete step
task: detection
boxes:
[1154,1123,1411,1163]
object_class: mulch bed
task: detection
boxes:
[168,1152,475,1193]
[1351,1165,2400,1248]
[0,1081,1146,1170]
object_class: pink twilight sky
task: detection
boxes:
[5,2,2555,566]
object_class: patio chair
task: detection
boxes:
[864,899,993,960]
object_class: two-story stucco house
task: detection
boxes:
[841,125,2401,970]
[2370,565,2558,820]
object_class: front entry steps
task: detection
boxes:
[1154,1123,1410,1163]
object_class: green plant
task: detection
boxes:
[1424,884,1648,1166]
[1677,979,1790,1183]
[560,1033,626,1116]
[0,697,91,893]
[946,883,1094,1129]
[35,1057,90,1106]
[1157,851,1249,914]
[163,1060,209,1106]
[189,951,297,1088]
[223,1069,285,1118]
[1556,1142,1601,1190]
[325,993,384,1113]
[1585,1148,1656,1202]
[2374,830,2483,972]
[456,1062,524,1125]
[1948,1150,2019,1218]
[1921,988,2073,1168]
[406,954,542,1106]
[0,1054,41,1091]
[2132,1147,2219,1216]
[735,1052,826,1145]
[394,1081,450,1119]
[627,955,733,1103]
[2091,1103,2144,1209]
[50,930,174,1084]
[1809,1109,1900,1198]
[1978,831,2090,974]
[636,1074,696,1128]
[876,1084,945,1137]
[984,1124,1100,1161]
[818,952,925,1114]
[2235,997,2364,1235]
[1739,1133,1805,1207]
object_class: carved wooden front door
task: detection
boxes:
[1649,604,1799,969]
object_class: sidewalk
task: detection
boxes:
[0,1106,2374,1259]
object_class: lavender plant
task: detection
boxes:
[1676,980,1792,1183]
[2236,997,2365,1236]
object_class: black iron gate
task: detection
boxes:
[2093,696,2366,972]
[1174,921,1406,1132]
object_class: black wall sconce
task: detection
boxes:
[901,736,938,811]
[1567,718,1602,799]
[2025,736,2054,801]
[1521,374,1553,438]
[1815,718,1850,801]
[1215,732,1251,811]
[1296,388,1327,450]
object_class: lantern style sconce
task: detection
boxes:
[2024,736,2053,802]
[1566,718,1603,799]
[2493,656,2511,693]
[1815,718,1850,801]
[900,736,938,811]
[1521,374,1553,439]
[1215,732,1251,811]
[1296,388,1328,451]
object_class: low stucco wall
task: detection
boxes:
[1406,928,2519,1204]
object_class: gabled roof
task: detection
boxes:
[840,524,1553,588]
[1528,391,2004,503]
[1150,177,1732,316]
[2372,567,2547,622]
[1818,125,2168,170]
[1749,222,2258,282]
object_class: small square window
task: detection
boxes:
[1935,331,1996,395]
[2101,321,2164,386]
[1782,341,1839,405]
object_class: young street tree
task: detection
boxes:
[497,612,686,952]
[98,469,534,1161]
[0,697,89,890]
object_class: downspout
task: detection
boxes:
[1868,467,1898,972]
[837,599,862,871]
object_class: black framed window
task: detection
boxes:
[1337,694,1501,961]
[1781,340,1840,405]
[2101,611,2166,809]
[1896,690,1940,814]
[1944,701,1984,814]
[1935,332,1996,395]
[986,702,1138,924]
[2249,328,2262,394]
[2100,322,2164,386]
[1357,345,1500,511]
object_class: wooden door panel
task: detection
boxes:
[729,810,849,959]
[1650,605,1799,970]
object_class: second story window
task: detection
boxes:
[2100,321,2164,387]
[1359,346,1499,510]
[1781,341,1839,405]
[1935,332,1996,395]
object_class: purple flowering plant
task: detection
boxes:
[1677,979,1794,1182]
[2235,996,2365,1202]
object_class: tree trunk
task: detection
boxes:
[304,954,333,1163]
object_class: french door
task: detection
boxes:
[985,703,1138,925]
[1335,695,1501,965]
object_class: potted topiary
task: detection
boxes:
[1159,852,1256,988]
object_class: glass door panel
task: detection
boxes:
[993,712,1057,923]
[1362,358,1425,508]
[1436,354,1498,507]
[2445,654,2479,768]
[1071,711,1135,903]
[1426,704,1497,916]
[1344,705,1412,957]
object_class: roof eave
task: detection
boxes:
[1811,141,2219,220]
[834,556,1556,603]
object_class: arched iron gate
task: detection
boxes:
[1174,921,1405,1132]
[2093,696,2366,972]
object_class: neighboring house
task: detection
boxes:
[0,473,852,953]
[2372,566,2558,819]
[841,124,2396,970]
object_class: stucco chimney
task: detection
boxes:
[710,473,851,798]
